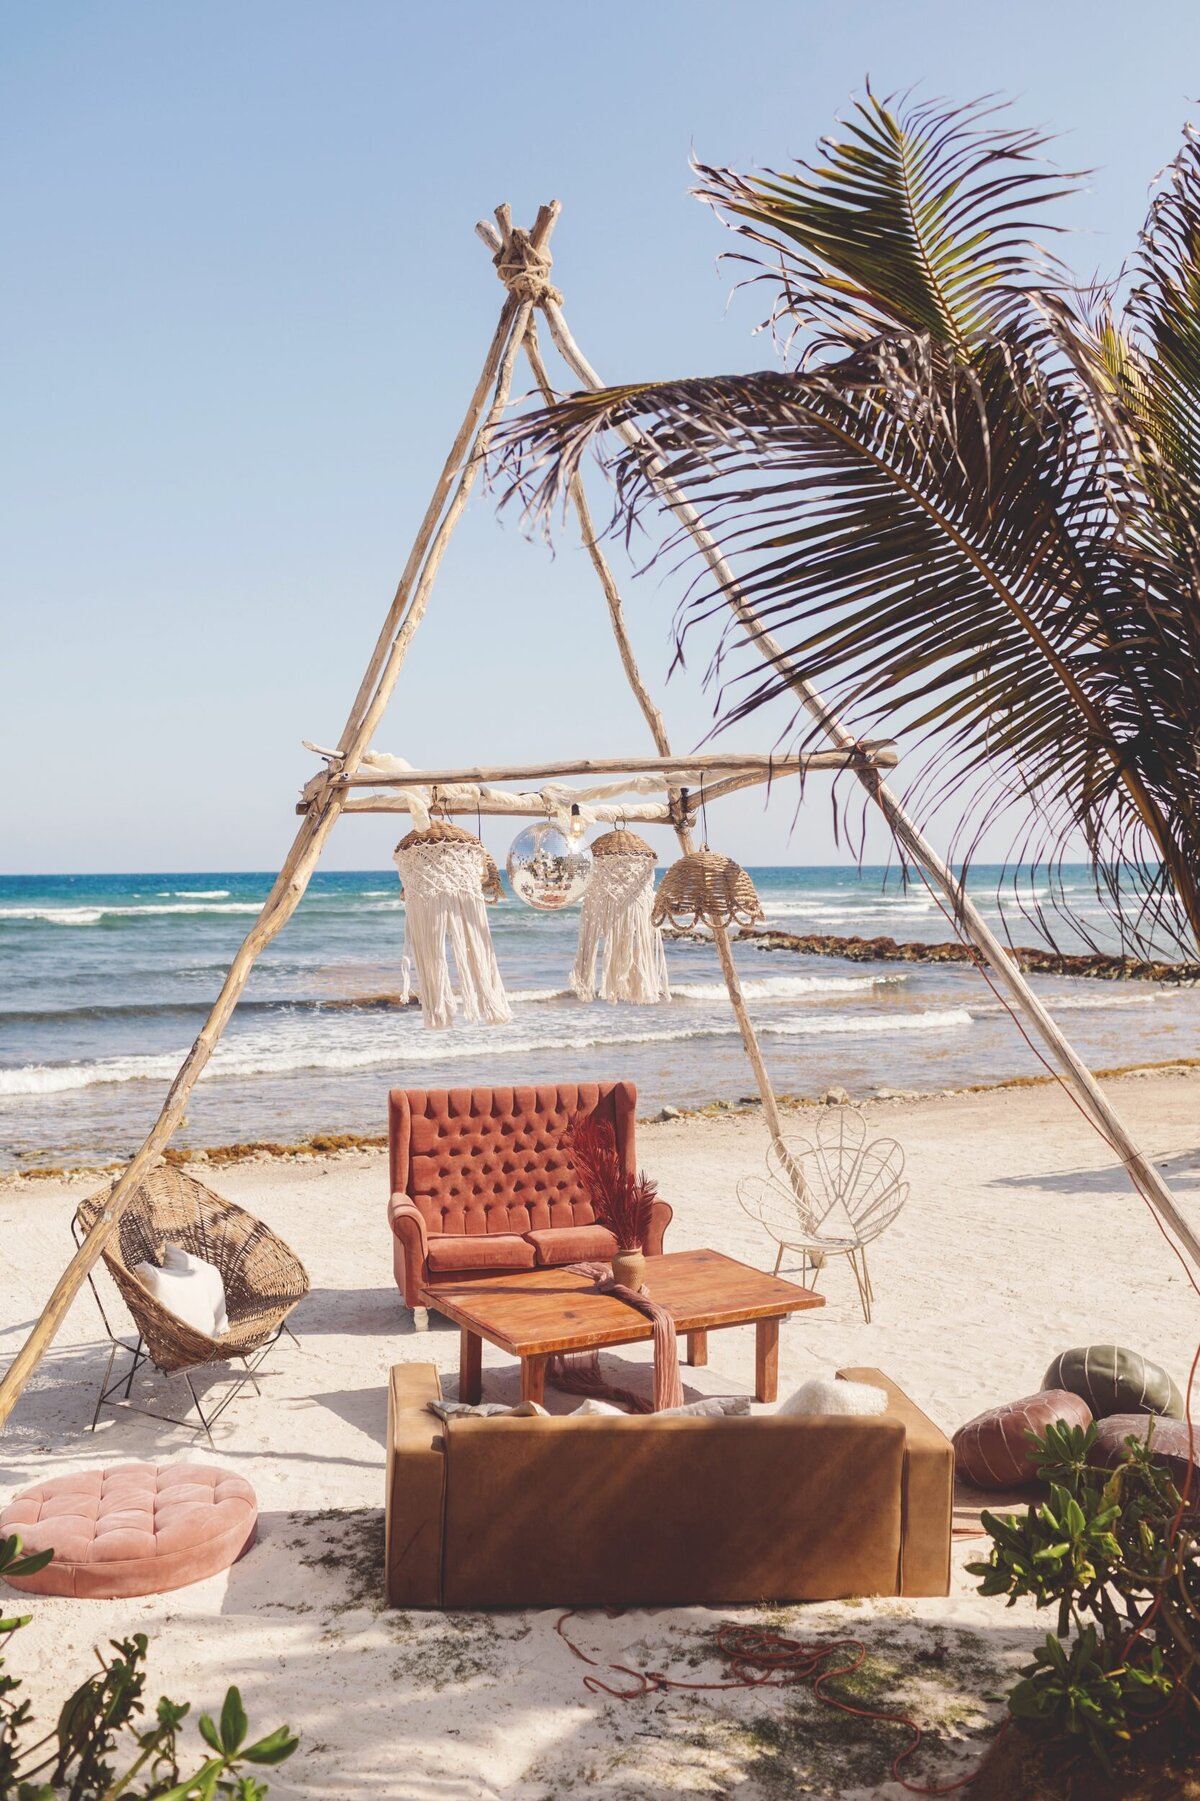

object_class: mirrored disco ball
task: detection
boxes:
[506,823,593,910]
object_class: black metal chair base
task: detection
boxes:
[88,1324,294,1445]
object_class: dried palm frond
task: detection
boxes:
[569,1111,659,1251]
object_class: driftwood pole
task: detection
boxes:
[531,291,1200,1274]
[0,215,552,1431]
[518,310,791,1150]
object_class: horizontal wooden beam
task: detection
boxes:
[325,797,677,820]
[335,745,897,790]
[302,757,886,820]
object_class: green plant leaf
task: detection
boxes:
[219,1686,248,1755]
[241,1724,300,1765]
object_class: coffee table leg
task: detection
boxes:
[521,1355,548,1407]
[755,1317,780,1403]
[686,1329,708,1367]
[459,1328,483,1404]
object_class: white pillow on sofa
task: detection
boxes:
[778,1376,887,1418]
[659,1395,752,1418]
[131,1244,227,1338]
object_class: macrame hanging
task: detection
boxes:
[651,846,765,932]
[393,821,510,1030]
[570,827,670,1005]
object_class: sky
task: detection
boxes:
[4,0,1200,874]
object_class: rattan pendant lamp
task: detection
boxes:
[651,846,765,933]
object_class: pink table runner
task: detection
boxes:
[546,1262,685,1413]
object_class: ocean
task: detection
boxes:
[1,866,1196,1171]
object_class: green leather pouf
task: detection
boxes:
[1042,1345,1184,1420]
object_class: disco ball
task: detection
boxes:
[506,823,593,910]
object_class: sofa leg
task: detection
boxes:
[411,1306,429,1333]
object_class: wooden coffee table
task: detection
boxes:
[420,1247,824,1406]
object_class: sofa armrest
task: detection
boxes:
[838,1367,953,1597]
[388,1196,430,1308]
[646,1197,673,1257]
[385,1362,445,1607]
[388,1196,429,1255]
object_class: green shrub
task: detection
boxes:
[0,1534,297,1800]
[969,1419,1199,1767]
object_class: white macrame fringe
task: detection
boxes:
[393,842,511,1030]
[571,856,670,1005]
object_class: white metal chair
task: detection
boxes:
[737,1106,908,1322]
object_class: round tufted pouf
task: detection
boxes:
[954,1390,1093,1490]
[1087,1414,1200,1498]
[0,1464,257,1599]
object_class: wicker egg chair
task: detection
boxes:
[73,1164,309,1442]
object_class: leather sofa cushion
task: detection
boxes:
[953,1389,1092,1489]
[423,1233,537,1274]
[525,1224,617,1266]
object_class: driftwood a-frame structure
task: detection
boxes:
[3,200,1198,1428]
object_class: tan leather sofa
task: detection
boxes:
[385,1362,953,1608]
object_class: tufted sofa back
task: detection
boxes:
[389,1082,637,1239]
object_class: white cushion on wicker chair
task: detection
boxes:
[131,1250,227,1338]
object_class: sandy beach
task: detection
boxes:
[3,1068,1198,1798]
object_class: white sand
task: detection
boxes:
[2,1071,1199,1799]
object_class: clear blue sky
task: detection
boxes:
[4,1,1198,873]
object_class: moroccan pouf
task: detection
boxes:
[0,1464,257,1600]
[1042,1345,1183,1420]
[1087,1414,1200,1497]
[953,1390,1093,1490]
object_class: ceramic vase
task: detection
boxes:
[610,1247,647,1291]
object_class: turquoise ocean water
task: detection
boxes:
[1,866,1196,1170]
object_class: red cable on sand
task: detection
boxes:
[555,1611,1002,1794]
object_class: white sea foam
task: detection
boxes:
[172,889,231,899]
[975,992,1162,1015]
[673,973,904,1000]
[0,1017,736,1097]
[0,903,263,924]
[0,907,105,926]
[764,1007,973,1038]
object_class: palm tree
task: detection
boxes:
[503,89,1200,959]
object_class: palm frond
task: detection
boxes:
[692,88,1078,355]
[497,89,1200,957]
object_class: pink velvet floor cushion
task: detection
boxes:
[1,1463,257,1599]
[953,1390,1093,1489]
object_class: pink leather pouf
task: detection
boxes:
[0,1464,257,1599]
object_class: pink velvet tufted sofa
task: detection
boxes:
[387,1081,672,1310]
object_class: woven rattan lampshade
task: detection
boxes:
[651,847,764,931]
[394,820,503,902]
[589,828,657,862]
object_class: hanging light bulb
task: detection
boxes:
[568,803,586,841]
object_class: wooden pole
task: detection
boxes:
[0,220,548,1430]
[521,315,790,1151]
[534,289,1200,1274]
[333,760,877,817]
[335,747,895,788]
